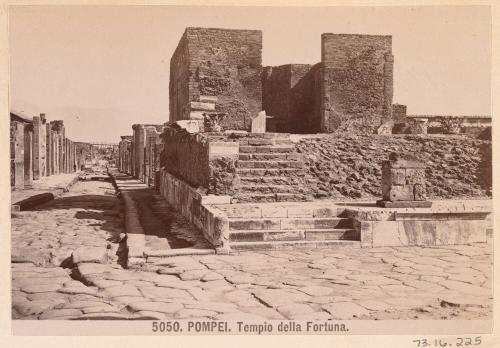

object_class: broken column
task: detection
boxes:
[376,152,432,208]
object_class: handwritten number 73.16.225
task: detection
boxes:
[413,337,482,347]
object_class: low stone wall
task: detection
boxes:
[345,200,491,247]
[158,169,231,249]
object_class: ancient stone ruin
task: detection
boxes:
[10,112,86,190]
[376,152,432,208]
[115,26,492,252]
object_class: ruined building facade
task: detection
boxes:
[169,27,263,130]
[262,34,394,133]
[10,112,84,190]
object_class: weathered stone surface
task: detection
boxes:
[72,247,108,264]
[128,301,183,314]
[252,289,310,308]
[322,302,370,319]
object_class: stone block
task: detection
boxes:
[251,111,266,134]
[189,111,205,120]
[208,142,239,159]
[199,95,218,103]
[261,206,287,218]
[175,120,200,133]
[190,101,216,111]
[390,168,406,185]
[287,206,313,218]
[385,184,413,201]
[371,221,402,247]
[405,168,426,185]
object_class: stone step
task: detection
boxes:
[239,145,294,154]
[228,217,352,231]
[235,168,305,177]
[232,193,312,203]
[238,153,300,161]
[238,138,293,146]
[229,240,361,251]
[240,176,301,185]
[237,184,307,194]
[229,228,357,243]
[236,160,304,169]
[304,229,359,241]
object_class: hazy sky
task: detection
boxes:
[9,5,491,142]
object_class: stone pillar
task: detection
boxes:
[46,124,52,176]
[32,114,47,179]
[23,124,33,186]
[376,153,431,208]
[11,121,25,189]
[133,124,145,181]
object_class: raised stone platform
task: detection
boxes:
[343,200,491,248]
[376,200,432,208]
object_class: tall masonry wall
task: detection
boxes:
[262,64,322,133]
[169,27,263,130]
[321,33,393,133]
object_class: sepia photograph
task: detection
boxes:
[4,2,496,343]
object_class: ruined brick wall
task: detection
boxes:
[170,27,263,130]
[262,64,322,133]
[262,65,292,132]
[169,31,190,123]
[321,34,393,133]
[289,63,322,133]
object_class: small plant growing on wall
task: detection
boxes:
[203,112,227,132]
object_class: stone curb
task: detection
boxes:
[11,173,81,211]
[107,169,147,268]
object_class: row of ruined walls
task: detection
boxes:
[10,113,88,190]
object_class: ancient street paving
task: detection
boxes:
[12,191,493,322]
[11,179,126,319]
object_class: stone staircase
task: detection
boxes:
[232,134,312,203]
[213,204,361,250]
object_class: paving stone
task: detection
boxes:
[21,284,62,293]
[225,274,255,285]
[128,301,183,314]
[200,272,224,282]
[186,301,239,313]
[104,285,141,298]
[306,296,352,304]
[322,302,371,319]
[216,312,267,320]
[131,310,169,320]
[356,299,391,311]
[298,285,333,296]
[60,300,110,309]
[252,289,311,308]
[278,303,315,318]
[72,247,108,264]
[175,308,218,319]
[439,280,491,296]
[13,300,61,316]
[39,309,83,319]
[139,286,193,300]
[81,305,121,314]
[58,286,98,296]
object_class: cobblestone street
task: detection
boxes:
[11,177,493,321]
